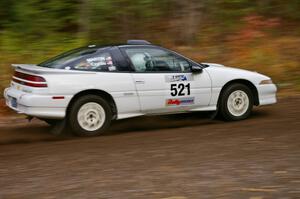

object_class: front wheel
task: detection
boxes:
[68,95,112,136]
[219,84,253,121]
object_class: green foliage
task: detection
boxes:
[0,0,299,93]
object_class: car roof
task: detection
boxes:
[85,40,155,49]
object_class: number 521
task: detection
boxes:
[170,83,190,96]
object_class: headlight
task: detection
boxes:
[259,79,273,85]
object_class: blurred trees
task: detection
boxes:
[0,0,299,91]
[1,0,299,44]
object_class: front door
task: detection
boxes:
[120,46,211,113]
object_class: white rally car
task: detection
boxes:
[4,40,277,136]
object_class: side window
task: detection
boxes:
[71,52,117,72]
[124,48,190,72]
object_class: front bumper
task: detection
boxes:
[4,87,72,119]
[257,83,277,105]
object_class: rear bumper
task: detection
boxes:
[4,87,72,119]
[257,83,277,105]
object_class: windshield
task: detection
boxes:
[38,47,100,68]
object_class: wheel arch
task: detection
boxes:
[217,79,259,107]
[66,89,118,120]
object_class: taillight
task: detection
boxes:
[14,71,46,82]
[13,71,47,87]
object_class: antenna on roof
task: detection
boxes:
[127,40,151,45]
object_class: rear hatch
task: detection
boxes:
[10,64,95,93]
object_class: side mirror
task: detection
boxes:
[191,65,203,73]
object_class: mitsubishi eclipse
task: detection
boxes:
[4,40,277,136]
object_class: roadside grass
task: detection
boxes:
[0,35,299,96]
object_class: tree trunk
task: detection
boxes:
[78,0,90,41]
[171,0,203,45]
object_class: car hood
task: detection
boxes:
[202,63,271,86]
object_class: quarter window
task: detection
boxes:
[39,47,118,72]
[124,48,190,72]
[72,52,117,72]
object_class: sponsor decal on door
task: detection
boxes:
[166,97,194,106]
[165,74,193,83]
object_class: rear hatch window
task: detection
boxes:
[38,47,107,69]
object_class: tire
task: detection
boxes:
[219,83,253,121]
[68,95,112,136]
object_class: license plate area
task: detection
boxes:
[8,96,18,108]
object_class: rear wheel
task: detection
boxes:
[219,83,253,121]
[68,95,112,136]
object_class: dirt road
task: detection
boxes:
[0,96,299,199]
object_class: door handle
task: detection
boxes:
[135,80,145,84]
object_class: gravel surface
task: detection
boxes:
[0,96,299,199]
